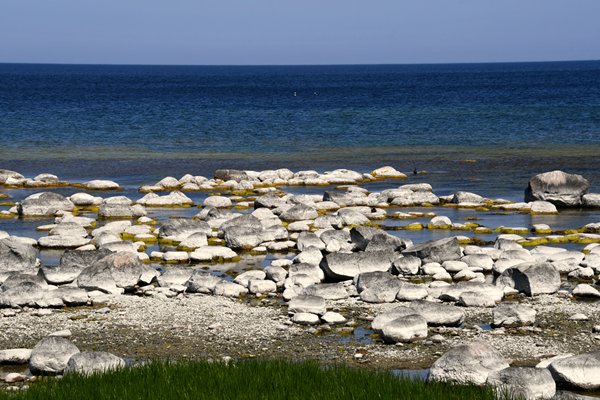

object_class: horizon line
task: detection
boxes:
[1,58,599,68]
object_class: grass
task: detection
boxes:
[0,359,500,400]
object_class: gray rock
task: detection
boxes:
[452,191,485,204]
[296,232,325,251]
[371,306,417,331]
[572,284,600,298]
[321,250,396,281]
[582,193,600,208]
[525,170,589,207]
[203,196,232,208]
[356,271,402,303]
[54,287,89,306]
[408,300,465,327]
[320,229,351,248]
[0,237,37,272]
[302,283,348,300]
[291,312,320,325]
[159,219,211,241]
[552,391,600,400]
[233,270,267,287]
[402,237,462,264]
[428,341,510,385]
[486,367,556,400]
[288,295,326,315]
[396,282,429,301]
[95,252,145,289]
[29,336,80,375]
[0,281,48,307]
[321,311,346,325]
[350,226,387,251]
[213,281,248,297]
[1,272,48,291]
[461,254,494,271]
[281,204,318,222]
[223,225,264,249]
[293,246,323,264]
[59,249,113,271]
[288,263,324,283]
[364,233,412,252]
[157,268,194,288]
[84,180,120,190]
[381,314,428,343]
[0,169,24,184]
[548,352,600,390]
[77,264,120,295]
[497,262,561,296]
[530,201,559,214]
[98,203,146,218]
[254,194,287,209]
[323,191,359,207]
[178,233,209,250]
[0,348,32,364]
[185,271,222,294]
[65,351,125,375]
[392,255,421,275]
[264,265,287,284]
[248,279,277,294]
[437,281,503,304]
[493,303,536,327]
[214,169,248,182]
[389,191,439,206]
[17,192,74,217]
[38,235,90,249]
[459,292,497,308]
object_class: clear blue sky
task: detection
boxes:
[1,0,599,65]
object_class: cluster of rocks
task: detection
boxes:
[0,169,120,191]
[1,331,124,388]
[283,234,598,335]
[428,340,600,399]
[138,166,408,192]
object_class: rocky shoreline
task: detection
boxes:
[1,166,600,398]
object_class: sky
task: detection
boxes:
[1,0,599,65]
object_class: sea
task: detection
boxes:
[1,60,600,200]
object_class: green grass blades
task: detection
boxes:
[0,359,498,400]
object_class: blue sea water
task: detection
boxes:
[1,61,600,196]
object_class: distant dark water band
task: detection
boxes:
[7,143,600,161]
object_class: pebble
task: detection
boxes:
[569,313,589,321]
